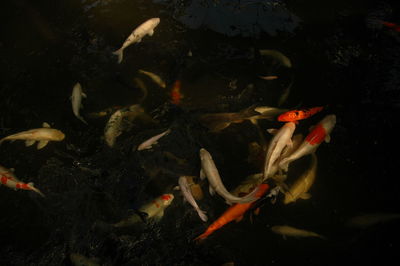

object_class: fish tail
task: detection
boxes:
[194,232,209,241]
[78,116,88,125]
[197,209,208,222]
[279,158,290,172]
[112,48,124,64]
[28,183,45,197]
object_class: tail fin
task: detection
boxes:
[197,209,208,222]
[28,183,45,197]
[112,48,124,63]
[279,158,290,172]
[78,116,88,125]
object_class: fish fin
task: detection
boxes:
[154,211,164,220]
[325,134,331,143]
[10,168,15,172]
[148,29,154,36]
[42,122,51,128]
[77,116,88,125]
[137,38,142,43]
[81,92,87,98]
[254,208,261,215]
[197,210,208,222]
[200,168,206,180]
[249,118,258,125]
[235,215,244,223]
[208,185,215,196]
[173,185,180,191]
[112,48,124,64]
[267,128,278,135]
[25,140,36,147]
[28,183,45,197]
[37,140,49,149]
[300,193,311,200]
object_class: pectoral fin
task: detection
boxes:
[299,192,311,200]
[42,122,51,128]
[25,140,36,147]
[235,215,244,223]
[200,168,206,180]
[81,92,87,98]
[267,129,278,135]
[154,211,164,221]
[37,140,49,149]
[148,29,154,36]
[325,134,331,143]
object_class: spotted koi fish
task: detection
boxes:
[277,106,324,123]
[279,114,336,171]
[0,165,45,197]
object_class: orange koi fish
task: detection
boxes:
[194,184,269,241]
[171,80,183,105]
[0,165,45,197]
[277,106,324,123]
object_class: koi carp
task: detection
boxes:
[0,165,44,197]
[277,106,324,123]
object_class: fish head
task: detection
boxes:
[54,130,66,141]
[150,17,161,27]
[160,194,174,206]
[199,148,211,161]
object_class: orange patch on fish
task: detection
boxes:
[381,21,400,32]
[161,194,172,201]
[278,106,324,122]
[305,124,327,145]
[1,176,8,184]
[152,200,160,208]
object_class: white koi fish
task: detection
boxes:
[0,122,65,149]
[0,165,44,197]
[137,129,171,151]
[283,153,317,204]
[138,69,166,88]
[113,194,174,227]
[199,148,258,204]
[271,225,326,239]
[179,176,208,222]
[113,17,160,63]
[71,82,88,125]
[263,122,296,180]
[279,114,336,171]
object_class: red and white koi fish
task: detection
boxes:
[277,106,324,123]
[0,122,65,149]
[113,193,174,227]
[137,129,171,151]
[0,165,44,197]
[279,114,336,171]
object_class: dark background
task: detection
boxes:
[1,0,400,265]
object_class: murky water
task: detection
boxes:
[1,0,400,265]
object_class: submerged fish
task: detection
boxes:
[0,165,44,197]
[279,114,336,171]
[113,194,174,227]
[87,105,124,118]
[259,49,292,68]
[278,106,324,123]
[199,105,287,132]
[179,176,208,222]
[0,122,65,149]
[104,105,144,147]
[200,148,258,204]
[271,225,326,239]
[113,17,160,63]
[71,82,88,125]
[230,173,263,197]
[137,129,171,151]
[171,80,183,105]
[346,213,400,228]
[138,69,166,88]
[70,253,100,266]
[283,153,317,204]
[194,184,270,241]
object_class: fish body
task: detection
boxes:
[171,80,183,105]
[179,176,208,222]
[0,165,44,197]
[138,69,166,88]
[263,122,296,180]
[279,114,336,171]
[278,106,324,123]
[200,148,259,204]
[283,153,317,204]
[113,194,174,227]
[230,173,263,197]
[113,18,160,63]
[381,21,400,32]
[259,49,292,68]
[70,253,100,266]
[0,122,65,149]
[346,213,400,228]
[199,105,287,132]
[271,225,326,239]
[137,129,170,151]
[194,184,269,241]
[71,82,88,124]
[104,105,144,147]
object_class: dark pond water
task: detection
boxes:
[1,0,400,265]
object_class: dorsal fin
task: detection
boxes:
[42,122,51,128]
